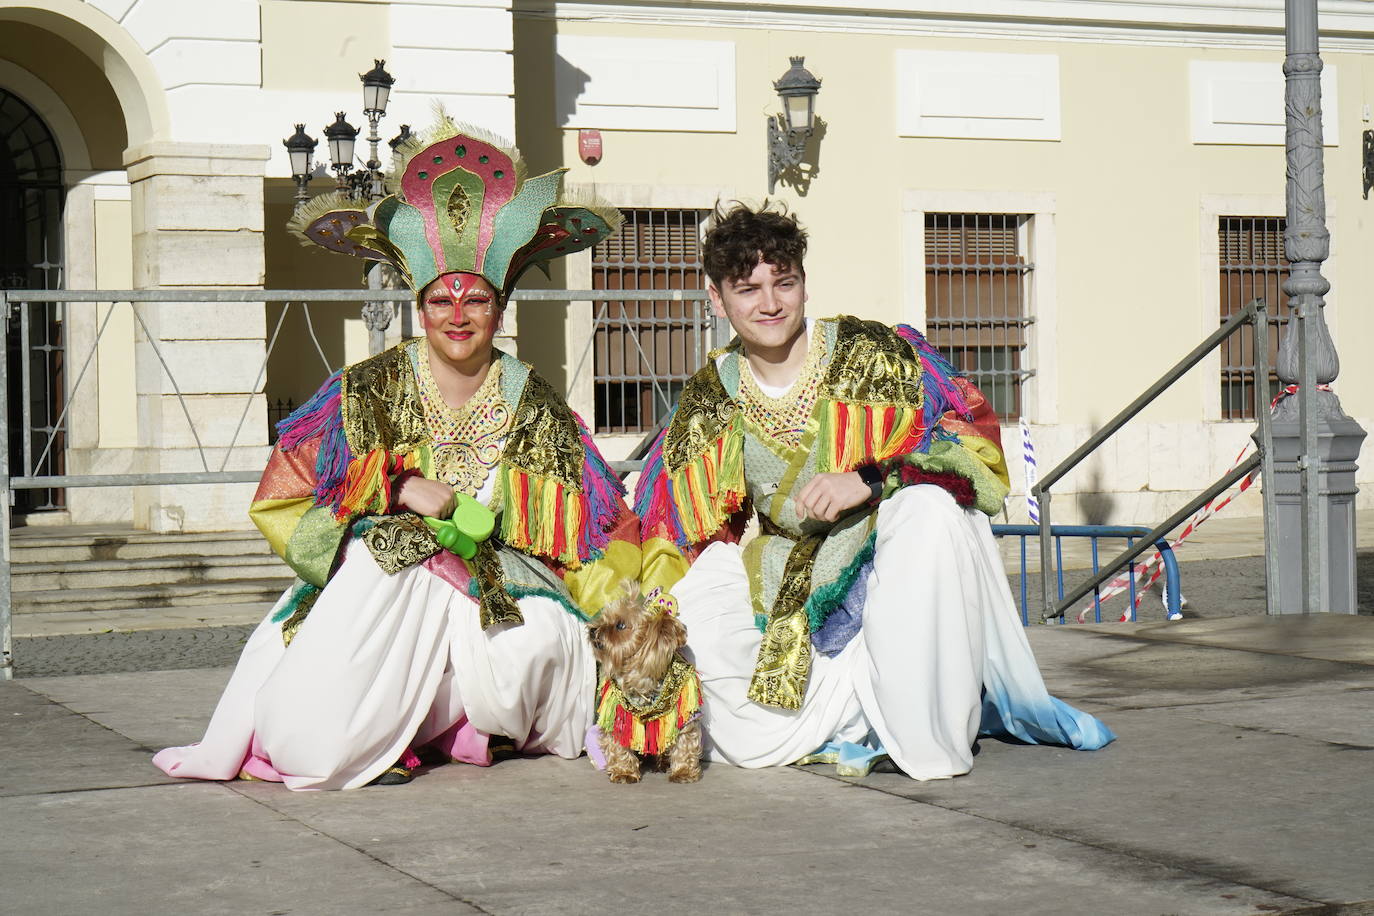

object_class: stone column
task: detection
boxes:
[124,142,272,532]
[1266,0,1367,612]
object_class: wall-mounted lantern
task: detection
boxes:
[767,56,822,194]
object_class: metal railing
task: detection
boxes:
[1032,299,1276,621]
[0,286,713,680]
[0,286,1221,679]
[992,524,1181,625]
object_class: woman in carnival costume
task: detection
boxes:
[637,202,1114,779]
[154,117,638,790]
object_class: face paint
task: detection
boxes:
[418,272,502,372]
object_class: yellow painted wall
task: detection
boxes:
[0,21,127,169]
[94,198,137,448]
[260,0,392,92]
[514,16,1374,437]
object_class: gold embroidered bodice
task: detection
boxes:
[414,341,512,495]
[737,326,827,452]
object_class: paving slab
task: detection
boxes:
[2,783,473,916]
[1087,614,1374,666]
[229,754,1307,916]
[1025,625,1374,711]
[27,667,235,751]
[0,682,173,797]
[830,708,1374,906]
[6,617,1374,914]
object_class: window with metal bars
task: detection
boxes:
[1219,216,1289,420]
[591,208,714,434]
[924,213,1033,420]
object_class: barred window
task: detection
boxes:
[591,208,714,434]
[924,213,1033,420]
[1219,216,1289,420]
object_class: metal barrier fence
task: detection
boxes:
[0,286,1193,679]
[993,524,1181,625]
[0,287,708,679]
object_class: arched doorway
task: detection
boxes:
[1,87,65,514]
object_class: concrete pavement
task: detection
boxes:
[4,614,1373,915]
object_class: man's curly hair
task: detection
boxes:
[701,201,808,287]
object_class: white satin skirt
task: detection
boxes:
[672,484,1114,781]
[153,540,595,790]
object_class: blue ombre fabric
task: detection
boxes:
[978,683,1117,749]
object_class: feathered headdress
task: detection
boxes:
[288,112,622,297]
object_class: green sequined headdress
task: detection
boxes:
[288,114,622,297]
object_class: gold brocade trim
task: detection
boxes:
[416,348,512,495]
[502,372,584,487]
[361,514,441,574]
[737,327,826,453]
[747,534,822,709]
[281,587,322,647]
[340,344,429,455]
[472,540,524,629]
[820,316,925,410]
[663,364,739,472]
[603,655,698,722]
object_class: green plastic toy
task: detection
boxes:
[423,492,497,560]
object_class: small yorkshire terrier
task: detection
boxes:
[588,584,702,784]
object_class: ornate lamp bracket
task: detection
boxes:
[1363,129,1374,200]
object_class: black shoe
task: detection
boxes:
[370,765,414,786]
[488,735,518,763]
[869,757,907,776]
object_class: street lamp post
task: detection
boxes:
[1265,0,1367,613]
[285,59,409,354]
[282,124,317,209]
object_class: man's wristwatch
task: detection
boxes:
[856,464,885,504]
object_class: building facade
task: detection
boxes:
[2,0,1371,531]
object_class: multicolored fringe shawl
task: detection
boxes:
[595,655,702,756]
[814,324,973,474]
[497,417,626,567]
[276,370,357,516]
[635,407,747,549]
[274,370,427,520]
[280,369,624,567]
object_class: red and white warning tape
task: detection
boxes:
[1074,384,1327,623]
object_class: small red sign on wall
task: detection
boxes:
[579,129,603,166]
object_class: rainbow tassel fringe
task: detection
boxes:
[498,417,625,567]
[635,415,746,548]
[816,402,926,473]
[596,667,702,756]
[275,371,358,514]
[576,417,629,556]
[333,448,421,521]
[894,323,973,437]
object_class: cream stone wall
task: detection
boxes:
[511,4,1374,524]
[4,0,1370,532]
[1,0,521,529]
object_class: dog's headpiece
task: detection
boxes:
[288,112,622,298]
[643,587,678,620]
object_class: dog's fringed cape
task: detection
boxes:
[596,655,702,755]
[635,316,1010,710]
[250,342,640,636]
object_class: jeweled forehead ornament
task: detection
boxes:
[288,110,623,300]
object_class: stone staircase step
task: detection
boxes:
[12,579,292,613]
[12,554,293,592]
[11,528,272,564]
[6,526,292,614]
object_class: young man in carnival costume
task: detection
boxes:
[154,117,639,790]
[635,203,1114,779]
